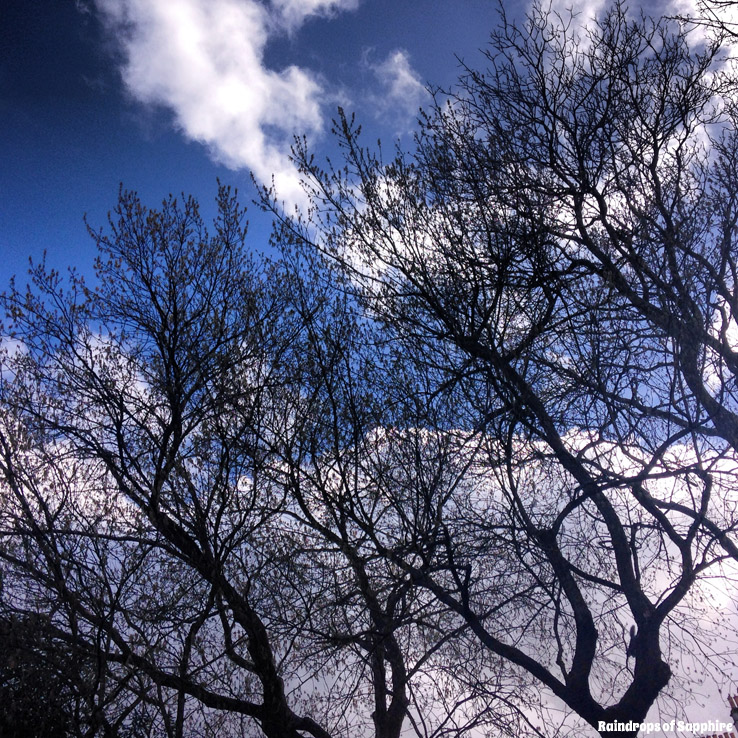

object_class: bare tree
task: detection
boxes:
[6,2,738,736]
[251,248,541,738]
[0,188,342,738]
[0,188,527,738]
[276,2,738,736]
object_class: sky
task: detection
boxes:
[3,0,738,735]
[0,0,715,283]
[0,0,500,289]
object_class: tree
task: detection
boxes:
[275,2,738,736]
[0,611,82,738]
[4,2,738,737]
[0,187,529,738]
[0,187,340,738]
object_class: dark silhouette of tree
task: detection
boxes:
[0,188,528,738]
[0,188,337,738]
[274,2,738,736]
[3,3,738,737]
[0,612,77,738]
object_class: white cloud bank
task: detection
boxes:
[93,0,360,207]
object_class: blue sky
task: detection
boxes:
[1,0,722,282]
[3,0,738,733]
[0,0,499,288]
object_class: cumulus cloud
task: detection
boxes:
[368,49,427,131]
[94,0,358,207]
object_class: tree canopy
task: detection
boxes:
[3,3,738,737]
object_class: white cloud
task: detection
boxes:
[94,0,359,207]
[271,0,359,31]
[540,0,738,46]
[0,336,27,381]
[368,49,427,131]
[546,0,607,25]
[671,0,738,42]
